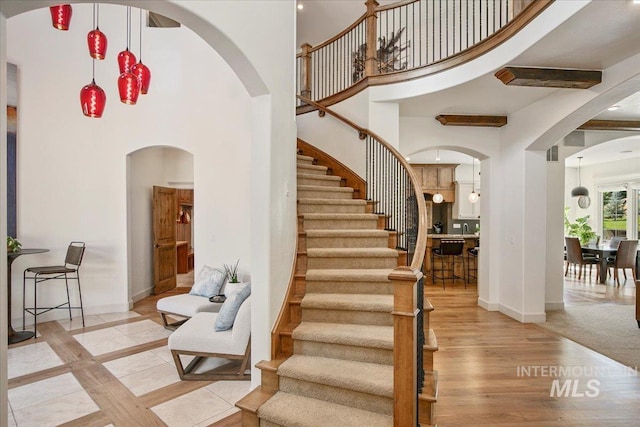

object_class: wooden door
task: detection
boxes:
[153,186,177,294]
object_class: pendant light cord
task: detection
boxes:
[139,8,143,62]
[126,6,131,50]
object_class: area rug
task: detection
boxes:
[537,304,640,369]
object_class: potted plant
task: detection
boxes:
[220,259,240,283]
[7,236,22,252]
[564,207,597,245]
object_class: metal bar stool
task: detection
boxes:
[23,242,86,335]
[431,239,466,289]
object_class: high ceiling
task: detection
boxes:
[296,0,640,167]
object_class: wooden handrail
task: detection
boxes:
[297,95,427,272]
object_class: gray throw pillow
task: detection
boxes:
[189,265,226,297]
[215,284,251,331]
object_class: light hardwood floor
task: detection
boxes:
[7,273,638,426]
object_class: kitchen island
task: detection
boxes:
[425,234,479,280]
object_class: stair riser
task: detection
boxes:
[279,377,393,416]
[260,420,282,427]
[306,236,389,249]
[293,340,393,365]
[297,177,341,187]
[423,348,434,371]
[303,219,378,230]
[307,256,398,269]
[305,281,393,295]
[296,156,314,166]
[298,204,365,214]
[298,189,353,199]
[419,399,435,425]
[301,308,393,326]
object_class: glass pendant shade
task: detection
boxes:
[50,5,72,30]
[468,191,479,204]
[433,193,444,203]
[117,49,137,74]
[132,62,151,94]
[80,80,106,118]
[118,72,140,105]
[87,28,107,59]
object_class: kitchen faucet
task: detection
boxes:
[463,223,469,234]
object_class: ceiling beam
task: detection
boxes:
[578,120,640,131]
[495,67,602,89]
[435,114,508,127]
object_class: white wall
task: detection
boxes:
[7,4,253,323]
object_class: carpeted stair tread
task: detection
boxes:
[298,198,366,206]
[302,293,392,312]
[297,163,328,173]
[257,391,392,426]
[305,269,393,282]
[301,213,377,220]
[296,154,315,163]
[305,229,388,237]
[278,355,393,398]
[307,248,398,258]
[292,322,393,349]
[297,173,342,181]
[297,185,353,193]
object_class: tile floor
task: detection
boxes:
[7,309,250,427]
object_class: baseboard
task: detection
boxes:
[132,287,153,303]
[499,303,546,323]
[545,301,565,311]
[478,297,499,311]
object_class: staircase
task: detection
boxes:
[238,147,438,426]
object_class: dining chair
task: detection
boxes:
[606,239,638,286]
[564,237,599,281]
[23,242,86,336]
[432,239,466,289]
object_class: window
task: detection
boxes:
[601,190,626,239]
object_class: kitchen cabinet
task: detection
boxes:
[454,181,480,219]
[411,164,457,202]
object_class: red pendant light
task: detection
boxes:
[117,49,136,74]
[80,79,107,118]
[50,5,72,31]
[131,8,151,95]
[132,62,151,94]
[118,72,140,105]
[87,4,107,59]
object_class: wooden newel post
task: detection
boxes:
[390,266,420,426]
[300,43,312,99]
[365,0,379,77]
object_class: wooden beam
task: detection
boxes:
[435,114,507,127]
[578,120,640,131]
[495,67,602,89]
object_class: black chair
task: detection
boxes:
[467,239,479,282]
[432,239,466,289]
[23,242,86,335]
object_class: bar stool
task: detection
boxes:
[23,242,86,335]
[467,241,479,283]
[431,239,466,289]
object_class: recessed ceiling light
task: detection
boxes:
[297,3,304,10]
[607,105,620,111]
[405,156,411,161]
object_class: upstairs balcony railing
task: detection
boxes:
[297,0,548,107]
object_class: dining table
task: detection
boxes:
[581,242,639,284]
[6,248,49,344]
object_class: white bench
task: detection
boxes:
[168,296,251,381]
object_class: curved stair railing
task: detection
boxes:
[298,95,428,424]
[297,0,552,108]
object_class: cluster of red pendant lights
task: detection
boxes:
[49,4,151,119]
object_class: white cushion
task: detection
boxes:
[157,294,223,317]
[215,284,251,331]
[168,297,251,356]
[189,265,227,297]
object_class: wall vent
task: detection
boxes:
[546,145,559,162]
